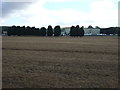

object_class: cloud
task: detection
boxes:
[89,0,118,27]
[1,2,33,18]
[1,0,119,28]
[5,1,90,27]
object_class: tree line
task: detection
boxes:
[70,25,84,36]
[7,25,84,37]
[100,27,120,35]
[7,25,55,36]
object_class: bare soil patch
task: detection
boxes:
[2,36,118,88]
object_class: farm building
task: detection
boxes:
[0,26,9,36]
[61,27,70,36]
[84,28,100,35]
[62,26,100,36]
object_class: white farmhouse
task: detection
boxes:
[84,28,100,35]
[61,27,70,36]
[61,26,100,36]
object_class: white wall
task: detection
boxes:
[62,28,100,36]
[91,29,100,35]
[64,28,70,34]
[84,28,91,35]
[84,28,100,35]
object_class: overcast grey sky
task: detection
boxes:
[2,2,32,17]
[0,0,119,28]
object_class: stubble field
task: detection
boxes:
[2,36,118,88]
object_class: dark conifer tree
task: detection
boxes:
[16,26,20,36]
[21,26,26,36]
[7,27,12,36]
[54,25,61,36]
[70,26,75,36]
[40,27,46,36]
[26,26,31,35]
[47,25,53,36]
[76,25,80,36]
[80,26,84,36]
[11,25,17,35]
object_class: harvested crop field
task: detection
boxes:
[2,36,118,88]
